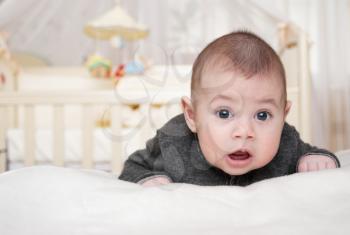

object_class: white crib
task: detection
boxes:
[0,65,192,174]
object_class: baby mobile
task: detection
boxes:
[83,1,150,84]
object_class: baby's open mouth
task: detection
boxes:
[228,150,251,160]
[225,150,253,168]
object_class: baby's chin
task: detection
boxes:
[222,160,275,176]
[221,167,252,176]
[217,159,270,176]
[213,161,253,176]
[206,154,274,176]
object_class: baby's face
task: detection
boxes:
[192,69,288,175]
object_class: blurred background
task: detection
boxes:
[0,0,349,152]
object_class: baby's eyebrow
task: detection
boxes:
[257,98,279,108]
[210,94,236,104]
[210,95,280,108]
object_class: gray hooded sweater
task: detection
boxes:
[119,114,340,186]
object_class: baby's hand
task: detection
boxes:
[297,155,337,172]
[140,176,172,187]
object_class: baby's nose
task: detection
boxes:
[231,120,255,139]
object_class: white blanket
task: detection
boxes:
[0,165,350,235]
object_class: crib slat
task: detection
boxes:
[24,105,36,166]
[111,105,123,174]
[0,106,6,172]
[82,105,94,169]
[7,106,18,129]
[53,105,65,166]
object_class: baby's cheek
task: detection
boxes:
[255,135,281,167]
[199,135,223,164]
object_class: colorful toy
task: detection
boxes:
[114,64,124,77]
[114,54,150,79]
[85,54,112,78]
[114,61,144,78]
[0,31,19,91]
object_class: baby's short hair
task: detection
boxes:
[191,30,286,102]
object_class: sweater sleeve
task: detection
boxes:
[293,128,341,170]
[118,132,172,183]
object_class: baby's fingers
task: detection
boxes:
[297,161,308,172]
[307,161,320,171]
[140,176,172,187]
[325,160,337,169]
[298,161,321,172]
[297,155,337,172]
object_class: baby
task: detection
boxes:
[119,30,340,187]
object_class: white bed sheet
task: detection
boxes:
[0,162,349,235]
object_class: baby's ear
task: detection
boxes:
[181,96,197,133]
[284,100,292,117]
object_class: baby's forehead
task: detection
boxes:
[199,64,283,90]
[193,66,286,106]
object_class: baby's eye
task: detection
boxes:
[216,109,233,119]
[256,111,271,121]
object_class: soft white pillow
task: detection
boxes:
[0,165,349,235]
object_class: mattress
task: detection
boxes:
[1,165,350,235]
